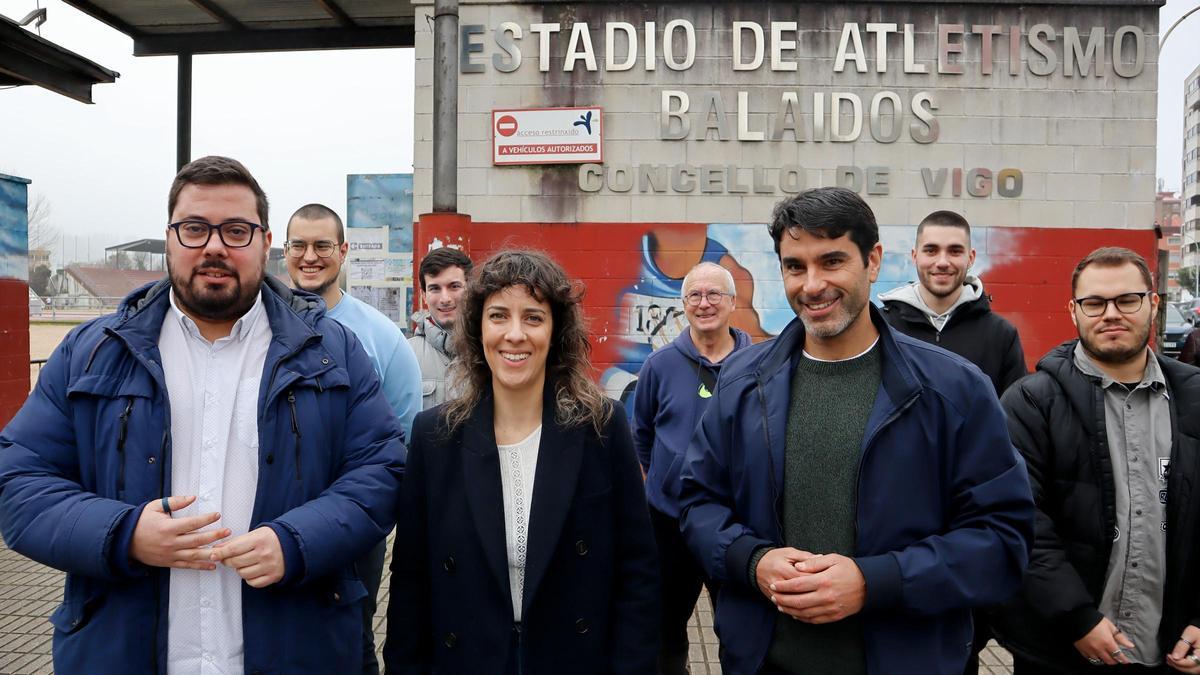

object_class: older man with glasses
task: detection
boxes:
[284,202,421,675]
[631,261,751,675]
[995,247,1200,674]
[0,156,404,674]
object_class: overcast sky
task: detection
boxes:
[0,0,413,264]
[0,0,1197,265]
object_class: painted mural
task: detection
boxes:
[417,219,1155,404]
[598,222,1154,406]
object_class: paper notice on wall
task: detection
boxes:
[349,283,405,323]
[387,257,413,280]
[350,258,387,283]
[347,227,388,256]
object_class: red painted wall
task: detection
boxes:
[0,278,30,428]
[416,217,1157,395]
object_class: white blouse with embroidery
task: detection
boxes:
[496,425,542,622]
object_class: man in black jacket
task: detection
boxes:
[880,210,1026,395]
[996,247,1200,674]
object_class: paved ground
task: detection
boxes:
[0,529,1014,674]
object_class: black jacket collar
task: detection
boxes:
[459,382,586,615]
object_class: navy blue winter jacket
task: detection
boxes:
[678,306,1035,675]
[0,277,405,674]
[632,327,751,517]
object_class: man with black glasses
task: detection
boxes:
[284,203,420,674]
[0,156,404,674]
[995,247,1200,674]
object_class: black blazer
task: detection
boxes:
[383,391,660,675]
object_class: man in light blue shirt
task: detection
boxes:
[285,203,420,675]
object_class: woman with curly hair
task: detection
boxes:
[383,250,659,675]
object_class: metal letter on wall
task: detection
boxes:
[869,91,903,143]
[606,22,638,71]
[460,24,485,73]
[661,90,691,140]
[663,20,696,70]
[493,23,523,72]
[1112,26,1145,78]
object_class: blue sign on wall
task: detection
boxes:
[345,174,414,327]
[347,174,413,254]
[0,173,31,282]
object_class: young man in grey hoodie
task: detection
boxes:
[878,209,1026,675]
[409,247,473,409]
[879,210,1026,397]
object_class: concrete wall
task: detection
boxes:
[414,1,1158,228]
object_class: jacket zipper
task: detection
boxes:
[854,393,921,544]
[755,381,786,540]
[288,390,302,481]
[116,398,133,496]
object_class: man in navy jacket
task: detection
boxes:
[633,261,752,674]
[0,156,404,674]
[677,187,1034,675]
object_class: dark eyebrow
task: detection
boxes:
[177,217,256,225]
[819,251,850,263]
[780,256,803,266]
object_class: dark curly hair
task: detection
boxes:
[443,249,612,435]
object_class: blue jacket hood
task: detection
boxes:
[670,325,753,368]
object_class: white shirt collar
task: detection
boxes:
[168,287,266,345]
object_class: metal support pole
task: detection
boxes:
[432,0,458,213]
[177,53,192,171]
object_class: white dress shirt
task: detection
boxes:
[497,425,542,623]
[159,290,271,675]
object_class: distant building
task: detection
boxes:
[53,264,165,308]
[1183,65,1200,288]
[27,247,50,273]
[1158,190,1183,299]
[50,262,293,309]
[103,238,288,276]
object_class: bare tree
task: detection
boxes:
[26,192,59,254]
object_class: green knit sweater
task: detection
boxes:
[765,343,881,675]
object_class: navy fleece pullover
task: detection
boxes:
[632,327,752,517]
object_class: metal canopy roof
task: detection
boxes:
[0,13,118,103]
[60,0,416,56]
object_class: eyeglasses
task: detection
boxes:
[1072,291,1153,317]
[169,220,265,248]
[684,290,731,306]
[285,240,338,258]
